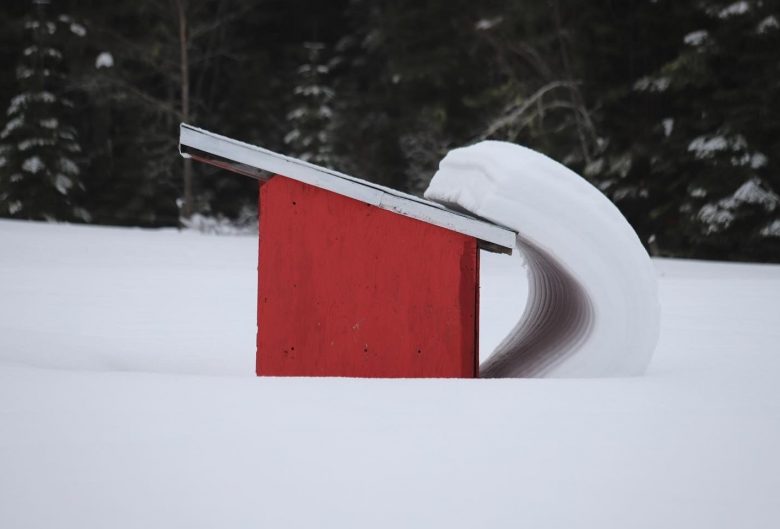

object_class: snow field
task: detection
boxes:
[1,220,780,528]
[0,219,257,374]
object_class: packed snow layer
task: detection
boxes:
[425,141,660,377]
[1,220,780,529]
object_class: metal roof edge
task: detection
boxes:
[179,123,516,252]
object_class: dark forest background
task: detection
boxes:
[1,0,778,261]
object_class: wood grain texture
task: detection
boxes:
[257,176,478,378]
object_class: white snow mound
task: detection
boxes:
[425,141,660,377]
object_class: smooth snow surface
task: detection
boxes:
[1,220,780,528]
[0,220,256,374]
[425,141,660,377]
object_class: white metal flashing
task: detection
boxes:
[179,123,516,252]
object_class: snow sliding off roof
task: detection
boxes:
[179,124,515,253]
[426,141,661,377]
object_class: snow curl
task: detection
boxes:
[425,141,660,377]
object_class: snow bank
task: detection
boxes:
[425,141,660,377]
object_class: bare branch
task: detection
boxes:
[189,4,254,40]
[480,80,578,139]
[552,0,598,162]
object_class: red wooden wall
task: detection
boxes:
[257,176,479,378]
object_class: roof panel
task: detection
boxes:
[179,123,516,252]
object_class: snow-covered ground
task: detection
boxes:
[1,219,779,528]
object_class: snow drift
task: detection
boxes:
[425,141,660,377]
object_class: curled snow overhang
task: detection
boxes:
[480,237,594,377]
[425,141,660,378]
[179,124,516,253]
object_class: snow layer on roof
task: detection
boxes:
[425,141,660,377]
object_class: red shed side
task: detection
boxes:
[257,176,479,378]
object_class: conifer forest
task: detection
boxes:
[1,0,778,262]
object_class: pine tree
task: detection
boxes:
[284,42,338,167]
[330,0,494,193]
[569,0,780,261]
[674,0,780,260]
[0,0,88,222]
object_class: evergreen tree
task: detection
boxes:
[334,0,503,192]
[0,0,88,221]
[284,42,338,167]
[674,0,780,260]
[577,0,780,261]
[0,1,774,260]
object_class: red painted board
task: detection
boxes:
[257,175,478,378]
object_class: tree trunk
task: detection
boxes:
[176,0,193,219]
[552,0,596,164]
